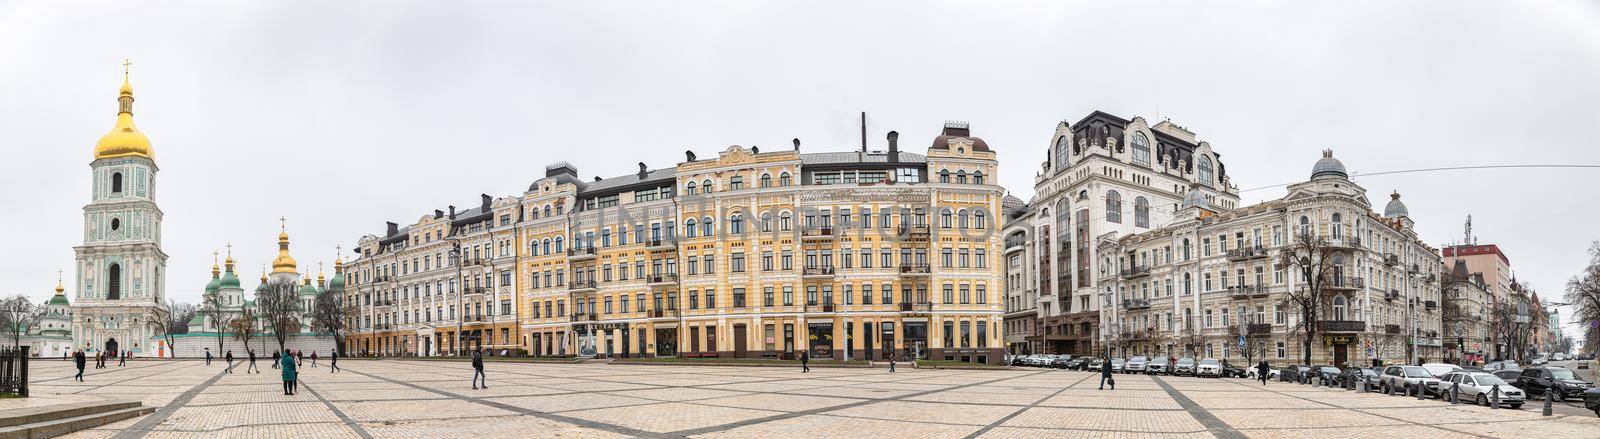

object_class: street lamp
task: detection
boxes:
[450,240,463,357]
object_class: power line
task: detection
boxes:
[1240,164,1600,193]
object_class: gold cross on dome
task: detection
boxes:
[122,59,132,76]
[226,242,233,257]
[280,216,286,231]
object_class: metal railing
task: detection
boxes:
[1121,265,1151,279]
[1226,246,1267,260]
[567,247,597,258]
[0,347,28,397]
[1247,323,1272,335]
[802,266,836,276]
[647,274,679,284]
[898,264,931,275]
[801,226,836,238]
[570,313,597,322]
[1122,298,1150,309]
[1317,320,1366,332]
[899,302,934,312]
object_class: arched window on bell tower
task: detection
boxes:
[108,263,122,300]
[112,172,123,194]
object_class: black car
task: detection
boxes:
[1493,369,1523,385]
[1517,367,1594,401]
[1220,361,1248,378]
[1339,367,1380,390]
[1280,365,1312,382]
[1312,365,1342,384]
[1067,357,1091,370]
[1583,387,1600,417]
[1050,355,1075,369]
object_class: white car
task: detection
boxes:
[1246,367,1280,381]
[1196,358,1224,378]
[1125,356,1148,374]
[1439,371,1525,408]
[1419,363,1464,396]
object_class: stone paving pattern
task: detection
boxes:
[11,358,1597,438]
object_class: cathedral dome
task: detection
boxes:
[1310,150,1347,180]
[94,71,153,160]
[272,222,298,274]
[49,280,69,306]
[205,256,221,293]
[327,258,347,292]
[1383,191,1410,218]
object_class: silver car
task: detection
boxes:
[1439,371,1525,408]
[1380,365,1436,394]
[1125,356,1148,374]
[1420,363,1464,396]
[1196,358,1223,378]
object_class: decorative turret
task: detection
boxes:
[94,59,153,160]
[272,217,298,274]
[1384,191,1410,219]
[205,251,221,294]
[219,243,241,289]
[1310,149,1348,180]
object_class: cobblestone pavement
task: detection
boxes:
[19,359,1600,438]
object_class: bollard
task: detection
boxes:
[1543,389,1553,416]
[1450,382,1459,404]
[1490,384,1501,409]
[1358,378,1366,393]
[1386,382,1394,396]
[1417,384,1426,400]
[1312,375,1319,387]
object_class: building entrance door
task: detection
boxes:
[864,323,875,360]
[733,325,748,357]
[1334,343,1349,368]
[105,338,119,356]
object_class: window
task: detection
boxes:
[1055,136,1071,169]
[702,179,713,193]
[111,172,123,193]
[1333,295,1347,320]
[779,172,792,186]
[1131,132,1151,166]
[760,174,771,187]
[1331,213,1343,239]
[730,176,744,190]
[729,214,744,234]
[763,287,774,307]
[731,253,746,272]
[973,171,985,185]
[940,170,950,183]
[1275,341,1286,359]
[686,181,697,194]
[1134,197,1150,228]
[1198,155,1214,184]
[701,217,714,236]
[1106,190,1122,223]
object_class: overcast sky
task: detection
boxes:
[2,1,1597,344]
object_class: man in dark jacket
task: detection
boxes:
[1099,355,1115,390]
[247,349,259,374]
[272,350,280,369]
[1257,360,1271,385]
[118,350,127,367]
[204,348,212,366]
[329,349,340,373]
[225,351,235,373]
[800,350,810,373]
[73,349,87,382]
[470,348,487,389]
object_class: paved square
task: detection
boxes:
[10,359,1598,438]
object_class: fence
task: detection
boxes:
[0,346,29,397]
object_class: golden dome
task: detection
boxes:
[94,62,153,161]
[272,218,298,274]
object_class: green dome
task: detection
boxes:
[327,272,346,292]
[219,269,241,290]
[299,282,320,296]
[48,294,69,306]
[205,277,221,294]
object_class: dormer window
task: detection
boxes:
[1131,133,1151,166]
[1198,155,1214,185]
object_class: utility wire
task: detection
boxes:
[1240,164,1600,193]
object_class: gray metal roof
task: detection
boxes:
[800,151,926,165]
[579,168,678,194]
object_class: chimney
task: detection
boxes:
[685,150,697,162]
[386,222,398,236]
[751,146,759,154]
[448,205,456,218]
[887,131,899,162]
[434,209,443,219]
[860,111,867,153]
[594,176,602,182]
[792,138,800,151]
[481,194,492,211]
[638,162,648,179]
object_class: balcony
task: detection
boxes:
[373,323,392,331]
[1120,265,1151,279]
[567,247,597,260]
[1229,285,1266,299]
[898,224,931,240]
[1328,236,1362,249]
[647,308,679,319]
[460,257,486,267]
[570,313,597,322]
[645,237,677,250]
[1384,254,1401,266]
[898,264,931,277]
[1326,275,1365,291]
[801,226,836,240]
[464,286,487,296]
[1226,246,1268,261]
[899,302,934,312]
[802,266,836,278]
[1385,324,1401,334]
[464,314,489,323]
[647,274,679,285]
[1424,300,1438,311]
[806,302,837,313]
[1384,290,1399,301]
[1004,238,1026,254]
[1122,298,1150,310]
[374,275,393,284]
[1247,323,1273,335]
[375,300,394,308]
[1317,320,1366,333]
[570,280,598,292]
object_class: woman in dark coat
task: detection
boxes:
[1256,360,1270,385]
[1099,356,1114,390]
[280,351,298,395]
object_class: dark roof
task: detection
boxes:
[578,168,677,198]
[800,151,926,165]
[928,122,991,152]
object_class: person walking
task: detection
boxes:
[800,350,810,373]
[118,350,127,367]
[73,349,87,382]
[329,350,340,373]
[310,351,318,368]
[280,350,298,395]
[888,353,896,373]
[1099,355,1115,390]
[225,351,235,374]
[271,350,280,369]
[470,348,487,389]
[204,348,212,366]
[1257,360,1271,386]
[247,349,260,374]
[297,350,304,367]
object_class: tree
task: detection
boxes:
[1277,232,1340,366]
[256,282,302,352]
[0,295,41,349]
[160,300,196,354]
[198,293,227,352]
[310,290,356,356]
[1488,295,1536,363]
[227,308,259,356]
[1565,241,1600,355]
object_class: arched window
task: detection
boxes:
[1184,273,1192,296]
[544,205,551,218]
[779,172,792,186]
[554,236,563,252]
[729,214,744,234]
[1331,213,1343,239]
[1134,197,1150,228]
[1198,155,1214,184]
[1131,133,1151,166]
[780,211,792,231]
[974,210,986,229]
[686,181,697,195]
[107,264,121,300]
[760,174,772,188]
[1333,296,1348,321]
[1055,199,1071,247]
[111,172,123,194]
[940,209,953,228]
[1055,136,1071,169]
[956,170,968,184]
[702,179,713,193]
[685,219,698,237]
[543,238,552,255]
[1299,215,1312,237]
[939,170,951,183]
[701,216,713,236]
[1183,238,1192,260]
[973,171,985,185]
[1105,190,1122,223]
[957,209,970,228]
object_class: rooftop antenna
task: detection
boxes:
[1464,214,1474,245]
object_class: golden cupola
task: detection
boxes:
[272,218,298,274]
[94,60,153,161]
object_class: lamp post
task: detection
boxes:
[450,240,463,357]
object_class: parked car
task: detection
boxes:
[1492,369,1523,384]
[1280,365,1313,383]
[1173,357,1197,376]
[1484,361,1519,372]
[1339,367,1381,390]
[1221,361,1248,378]
[1583,387,1600,417]
[1553,353,1568,361]
[1247,365,1280,381]
[1088,357,1105,371]
[1531,356,1548,366]
[1196,358,1224,378]
[1028,355,1055,367]
[1125,356,1148,374]
[1050,355,1076,369]
[1309,365,1341,384]
[1518,367,1595,402]
[1146,357,1170,375]
[1380,365,1436,394]
[1110,358,1126,373]
[1439,371,1524,408]
[1420,363,1465,396]
[1067,357,1091,370]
